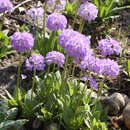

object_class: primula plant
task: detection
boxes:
[0,0,129,129]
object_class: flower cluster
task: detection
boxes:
[27,7,44,20]
[47,0,66,11]
[46,51,65,67]
[0,0,13,14]
[98,38,121,56]
[78,2,98,21]
[11,32,34,52]
[65,37,92,62]
[81,76,99,90]
[58,29,91,62]
[26,54,45,71]
[46,13,67,31]
[80,56,120,78]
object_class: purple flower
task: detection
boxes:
[81,76,98,90]
[65,35,92,63]
[11,32,34,52]
[26,54,45,71]
[98,38,121,56]
[80,56,120,78]
[21,74,27,79]
[46,51,65,67]
[88,76,98,90]
[78,2,98,21]
[0,0,13,14]
[27,7,44,20]
[47,0,66,11]
[58,29,79,49]
[101,59,120,78]
[46,13,67,31]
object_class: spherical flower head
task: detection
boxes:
[46,13,67,31]
[27,7,44,21]
[58,29,90,50]
[98,38,121,56]
[11,32,34,52]
[80,56,103,74]
[65,36,92,63]
[46,51,65,67]
[58,29,78,49]
[0,0,13,14]
[47,0,66,11]
[80,56,120,78]
[78,2,98,21]
[26,54,45,71]
[101,59,120,78]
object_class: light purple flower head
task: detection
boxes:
[80,56,120,78]
[78,2,98,21]
[27,7,44,20]
[26,54,45,71]
[58,29,78,49]
[46,13,67,31]
[101,58,120,78]
[0,0,13,14]
[65,36,92,63]
[58,29,90,50]
[98,38,121,56]
[46,51,65,67]
[47,0,66,11]
[11,32,34,52]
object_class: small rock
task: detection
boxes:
[46,123,58,130]
[101,93,126,115]
[123,102,130,129]
[32,119,42,129]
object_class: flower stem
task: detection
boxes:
[51,31,56,50]
[72,1,80,29]
[16,53,22,92]
[31,69,36,101]
[78,18,85,33]
[43,0,47,38]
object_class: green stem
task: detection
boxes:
[71,63,76,81]
[78,18,85,33]
[72,1,81,29]
[43,0,47,38]
[51,31,56,50]
[61,56,69,86]
[52,63,56,73]
[31,69,36,101]
[16,53,22,92]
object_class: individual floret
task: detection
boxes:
[46,51,65,67]
[46,13,67,31]
[11,32,34,52]
[26,54,45,71]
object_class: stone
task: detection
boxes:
[123,102,130,129]
[101,93,126,115]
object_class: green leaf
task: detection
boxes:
[0,119,28,130]
[127,60,130,77]
[6,108,18,120]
